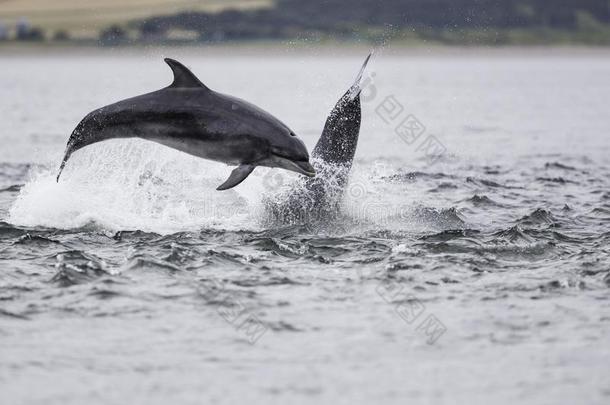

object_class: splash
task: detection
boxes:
[8,140,266,234]
[8,141,462,234]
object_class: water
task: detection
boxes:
[1,48,609,404]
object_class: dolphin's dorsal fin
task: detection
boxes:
[164,58,211,90]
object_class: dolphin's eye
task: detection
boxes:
[290,131,296,137]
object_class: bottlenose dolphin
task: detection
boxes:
[57,58,315,190]
[265,53,372,222]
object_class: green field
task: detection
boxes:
[0,0,270,36]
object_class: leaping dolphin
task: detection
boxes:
[266,53,372,222]
[56,58,315,190]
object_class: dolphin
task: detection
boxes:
[265,53,372,223]
[56,58,315,190]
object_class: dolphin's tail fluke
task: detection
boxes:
[346,51,373,101]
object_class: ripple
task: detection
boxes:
[536,177,576,184]
[429,182,459,192]
[0,308,30,320]
[122,254,182,274]
[232,276,308,287]
[383,171,455,182]
[51,251,109,287]
[544,162,577,171]
[248,237,309,257]
[463,194,502,207]
[466,177,520,189]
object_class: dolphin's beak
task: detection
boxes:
[270,154,316,177]
[292,161,316,177]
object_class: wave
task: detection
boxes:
[406,206,466,230]
[517,208,556,227]
[13,233,62,246]
[0,221,30,239]
[492,225,535,244]
[51,250,110,287]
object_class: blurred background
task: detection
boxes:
[0,0,609,47]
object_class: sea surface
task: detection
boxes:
[0,48,609,404]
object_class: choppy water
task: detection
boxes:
[1,49,609,404]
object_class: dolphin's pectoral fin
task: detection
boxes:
[217,164,255,191]
[164,58,211,90]
[56,161,66,182]
[56,151,71,182]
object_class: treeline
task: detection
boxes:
[135,0,610,43]
[275,0,609,29]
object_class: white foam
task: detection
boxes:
[8,140,451,234]
[8,140,266,234]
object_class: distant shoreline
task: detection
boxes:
[2,42,610,58]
